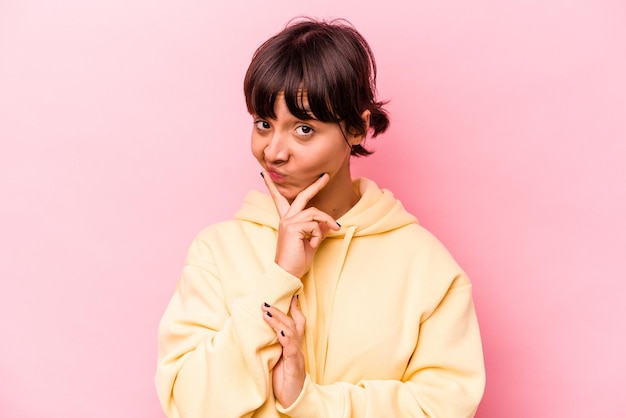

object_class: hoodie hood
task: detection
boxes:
[233,177,417,236]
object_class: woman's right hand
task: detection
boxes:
[261,172,340,278]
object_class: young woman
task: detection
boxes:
[156,18,485,418]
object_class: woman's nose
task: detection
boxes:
[264,131,289,163]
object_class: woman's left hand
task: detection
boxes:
[262,296,306,407]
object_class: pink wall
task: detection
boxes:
[1,0,625,416]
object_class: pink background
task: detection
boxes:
[1,0,625,417]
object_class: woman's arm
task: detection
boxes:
[155,234,302,418]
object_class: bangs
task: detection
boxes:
[244,34,348,123]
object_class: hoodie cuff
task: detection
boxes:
[275,374,313,416]
[258,261,303,303]
[235,262,303,317]
[276,374,346,418]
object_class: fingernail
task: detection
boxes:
[260,172,264,178]
[266,311,272,318]
[319,173,326,178]
[281,330,285,337]
[263,302,270,308]
[296,294,299,299]
[336,222,341,227]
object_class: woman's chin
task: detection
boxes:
[274,183,303,202]
[274,176,323,202]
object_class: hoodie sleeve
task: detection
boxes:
[277,275,485,418]
[155,231,303,418]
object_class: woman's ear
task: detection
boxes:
[349,109,371,145]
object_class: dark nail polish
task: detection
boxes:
[319,173,326,178]
[336,222,341,227]
[263,302,270,308]
[296,294,299,299]
[266,311,272,318]
[281,330,285,337]
[260,172,264,178]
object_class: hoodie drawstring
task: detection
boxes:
[299,225,357,383]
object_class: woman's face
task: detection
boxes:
[251,94,356,202]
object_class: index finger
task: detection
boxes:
[261,170,290,217]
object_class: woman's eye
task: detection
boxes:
[254,120,270,130]
[295,125,313,136]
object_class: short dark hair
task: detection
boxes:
[243,18,389,156]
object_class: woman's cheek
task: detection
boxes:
[250,137,264,163]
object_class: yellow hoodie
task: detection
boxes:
[156,178,485,418]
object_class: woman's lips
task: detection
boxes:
[268,170,286,182]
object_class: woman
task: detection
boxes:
[156,18,485,418]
